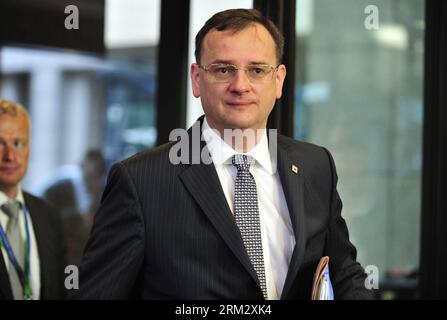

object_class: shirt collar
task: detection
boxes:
[0,186,25,208]
[202,117,275,175]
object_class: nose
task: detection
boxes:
[228,68,251,93]
[2,144,17,162]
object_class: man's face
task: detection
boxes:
[191,23,286,134]
[0,114,30,197]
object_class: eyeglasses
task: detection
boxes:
[198,63,279,83]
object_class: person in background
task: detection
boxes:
[42,149,106,267]
[0,99,66,300]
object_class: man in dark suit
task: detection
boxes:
[0,99,66,300]
[75,9,373,299]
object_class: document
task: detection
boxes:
[311,256,334,300]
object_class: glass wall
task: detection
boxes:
[0,0,160,266]
[294,0,424,299]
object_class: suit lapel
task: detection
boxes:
[178,118,260,288]
[178,120,308,295]
[0,243,13,299]
[179,159,259,283]
[275,137,307,299]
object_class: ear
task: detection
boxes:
[191,63,201,98]
[275,64,287,99]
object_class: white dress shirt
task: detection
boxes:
[0,188,41,299]
[202,118,296,300]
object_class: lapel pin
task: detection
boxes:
[291,164,299,174]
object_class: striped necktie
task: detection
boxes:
[1,200,24,300]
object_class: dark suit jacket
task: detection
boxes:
[0,192,67,300]
[74,121,373,300]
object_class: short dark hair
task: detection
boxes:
[195,8,284,65]
[83,149,106,174]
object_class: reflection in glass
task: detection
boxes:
[0,0,160,267]
[295,0,424,299]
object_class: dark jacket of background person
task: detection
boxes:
[0,192,67,299]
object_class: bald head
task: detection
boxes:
[0,99,31,126]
